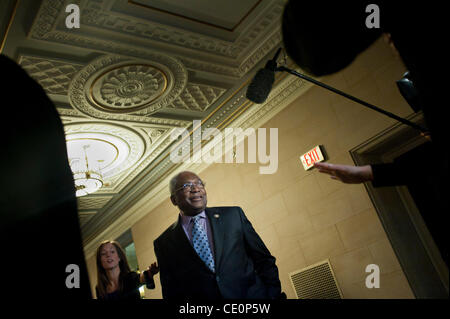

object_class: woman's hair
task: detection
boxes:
[95,240,131,299]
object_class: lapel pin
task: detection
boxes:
[214,214,219,218]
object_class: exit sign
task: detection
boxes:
[300,145,326,170]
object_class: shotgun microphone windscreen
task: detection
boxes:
[245,67,275,104]
[246,48,282,104]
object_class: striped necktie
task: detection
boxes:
[191,216,215,272]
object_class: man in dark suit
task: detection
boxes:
[153,171,282,300]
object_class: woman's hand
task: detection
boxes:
[148,262,160,276]
[314,162,373,184]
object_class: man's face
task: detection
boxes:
[171,172,207,216]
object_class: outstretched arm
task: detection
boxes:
[314,162,373,184]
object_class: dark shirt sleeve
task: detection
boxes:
[370,163,408,187]
[120,272,143,300]
[95,273,142,300]
[238,207,282,299]
[143,270,156,289]
[371,144,431,188]
[126,271,141,288]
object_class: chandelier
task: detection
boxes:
[69,144,103,197]
[65,129,133,198]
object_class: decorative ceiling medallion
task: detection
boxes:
[69,55,187,119]
[92,64,167,112]
[64,122,146,180]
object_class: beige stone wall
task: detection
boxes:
[89,37,416,299]
[86,251,98,298]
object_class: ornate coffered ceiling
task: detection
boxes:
[1,0,313,257]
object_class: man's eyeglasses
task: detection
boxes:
[173,181,205,193]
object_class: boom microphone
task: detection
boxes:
[246,48,281,104]
[245,47,428,133]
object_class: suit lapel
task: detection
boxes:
[206,207,224,271]
[170,216,199,260]
[169,214,215,272]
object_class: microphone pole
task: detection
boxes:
[276,65,428,134]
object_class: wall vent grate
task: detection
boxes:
[289,259,343,299]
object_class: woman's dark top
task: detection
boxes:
[96,271,155,300]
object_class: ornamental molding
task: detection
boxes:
[31,0,285,58]
[77,195,112,210]
[18,55,84,95]
[81,0,235,58]
[58,107,191,126]
[237,31,283,75]
[138,127,168,145]
[78,211,97,225]
[99,126,174,193]
[28,0,286,77]
[68,54,188,119]
[165,83,227,112]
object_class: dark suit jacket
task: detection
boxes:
[154,206,281,300]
